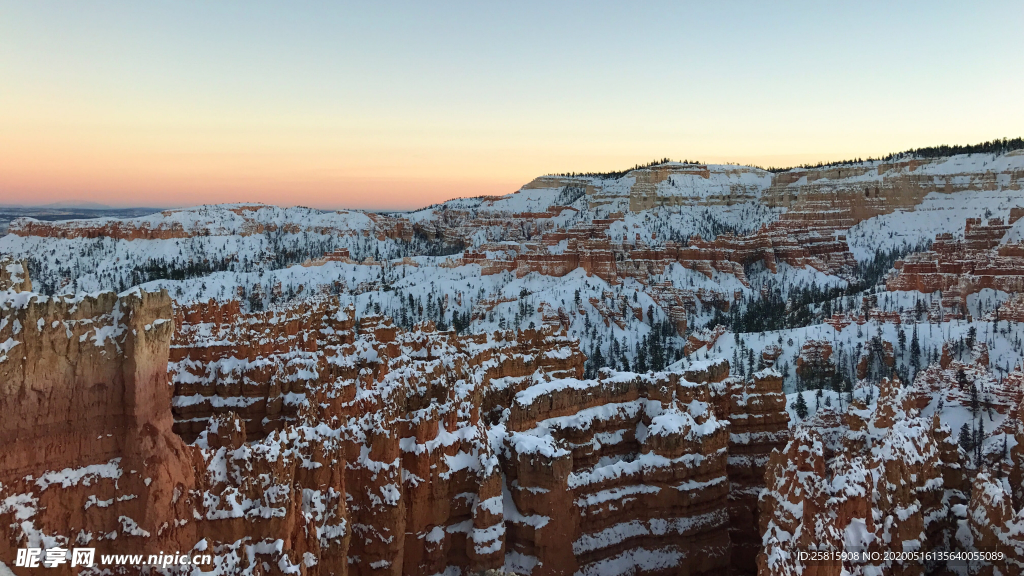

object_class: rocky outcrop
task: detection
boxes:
[763,154,1024,233]
[504,365,733,576]
[169,297,354,441]
[756,362,1024,576]
[1013,399,1024,511]
[967,472,1024,575]
[8,204,416,243]
[887,216,1024,312]
[0,286,202,569]
[718,368,790,573]
[795,340,836,388]
[168,297,586,441]
[495,357,790,576]
[684,325,727,356]
[0,256,31,292]
[624,164,769,212]
[515,164,771,214]
[759,378,959,576]
[1,268,794,576]
[463,219,856,289]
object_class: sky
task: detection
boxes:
[1,1,1023,211]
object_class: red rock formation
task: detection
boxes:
[718,368,790,573]
[504,366,733,576]
[911,355,1022,431]
[461,217,856,303]
[169,297,354,441]
[684,325,727,356]
[795,340,836,387]
[967,473,1024,575]
[763,156,1024,233]
[0,288,202,570]
[9,205,417,243]
[303,247,357,266]
[759,378,960,576]
[761,345,782,366]
[1011,400,1024,509]
[167,293,598,575]
[888,216,1024,311]
[758,427,839,576]
[756,359,1024,576]
[11,216,199,240]
[999,293,1024,323]
[855,340,895,380]
[4,275,797,576]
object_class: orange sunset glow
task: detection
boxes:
[2,2,1023,209]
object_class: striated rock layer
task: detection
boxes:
[0,284,202,569]
[887,213,1024,314]
[716,368,791,574]
[763,153,1024,233]
[463,220,857,289]
[503,364,733,576]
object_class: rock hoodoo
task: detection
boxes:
[1,267,793,575]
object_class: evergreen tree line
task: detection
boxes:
[556,184,588,206]
[583,313,682,378]
[702,242,926,335]
[555,158,704,180]
[764,137,1024,173]
[27,225,471,296]
[885,137,1024,161]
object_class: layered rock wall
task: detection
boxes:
[464,220,857,288]
[504,367,733,576]
[887,216,1024,311]
[717,368,790,573]
[0,287,202,568]
[763,153,1024,232]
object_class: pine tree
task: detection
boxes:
[975,419,985,466]
[794,392,808,419]
[956,369,968,391]
[636,338,649,373]
[910,324,921,369]
[592,346,605,372]
[958,423,972,453]
[999,435,1009,478]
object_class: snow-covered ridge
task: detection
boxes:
[774,149,1024,181]
[409,163,774,222]
[8,203,378,238]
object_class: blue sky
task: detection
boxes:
[2,1,1022,208]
